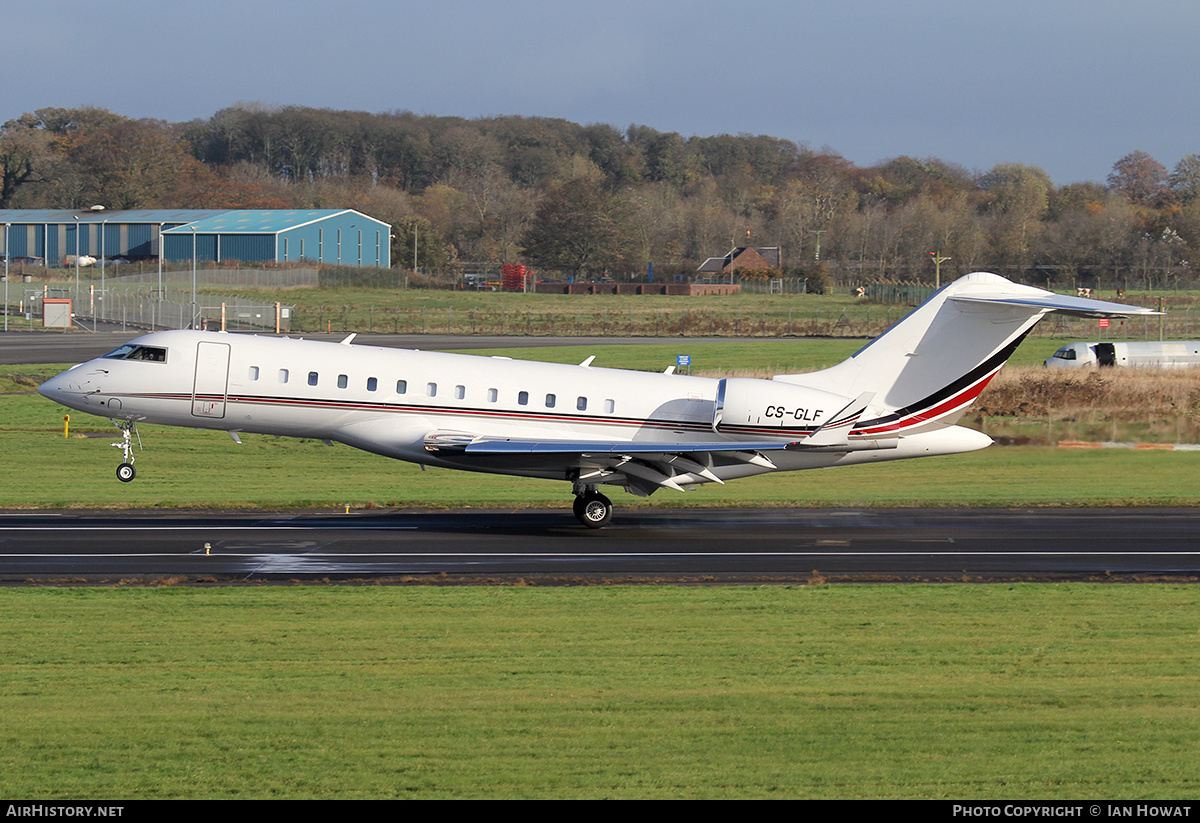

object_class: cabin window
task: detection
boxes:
[518,391,529,406]
[308,371,319,386]
[455,385,465,399]
[337,374,348,389]
[487,388,498,402]
[367,377,378,392]
[248,366,259,381]
[278,369,289,384]
[577,396,588,411]
[426,382,437,397]
[545,393,556,408]
[604,399,615,414]
[1054,348,1077,360]
[396,379,407,394]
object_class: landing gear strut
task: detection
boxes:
[111,420,141,482]
[573,489,613,529]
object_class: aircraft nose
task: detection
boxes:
[37,367,91,408]
[37,371,70,403]
[37,372,62,400]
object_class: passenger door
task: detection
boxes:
[192,341,230,418]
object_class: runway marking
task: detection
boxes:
[4,550,1200,558]
[0,525,418,531]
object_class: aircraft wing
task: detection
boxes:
[422,429,896,494]
[423,430,801,490]
[426,433,796,455]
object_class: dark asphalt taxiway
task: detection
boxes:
[2,507,1198,584]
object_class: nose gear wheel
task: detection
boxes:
[111,420,142,482]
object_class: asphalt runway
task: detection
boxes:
[2,507,1198,584]
[6,331,1197,585]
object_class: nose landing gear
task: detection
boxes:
[111,420,142,482]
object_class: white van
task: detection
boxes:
[1045,341,1200,368]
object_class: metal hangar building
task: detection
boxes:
[0,208,391,267]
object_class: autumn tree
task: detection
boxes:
[1107,150,1170,207]
[521,177,630,276]
[978,163,1053,273]
[65,119,204,209]
[0,106,128,207]
[0,121,51,207]
[1169,154,1200,205]
[628,126,691,187]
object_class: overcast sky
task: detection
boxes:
[5,0,1196,186]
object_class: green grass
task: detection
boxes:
[451,336,1071,373]
[192,283,1200,340]
[1,585,1197,799]
[209,284,880,334]
[20,272,1200,339]
[6,416,1199,510]
[7,344,1200,800]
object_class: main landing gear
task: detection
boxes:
[572,488,613,529]
[111,420,141,482]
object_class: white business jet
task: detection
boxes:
[38,273,1152,528]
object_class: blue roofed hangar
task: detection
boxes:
[0,208,391,267]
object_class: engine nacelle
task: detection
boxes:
[713,378,852,435]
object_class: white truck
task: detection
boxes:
[1044,341,1200,368]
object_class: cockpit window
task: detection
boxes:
[102,344,167,362]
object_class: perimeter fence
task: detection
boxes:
[278,302,1191,341]
[2,265,1193,341]
[10,270,294,332]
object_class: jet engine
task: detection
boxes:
[713,378,852,434]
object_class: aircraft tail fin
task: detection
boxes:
[775,272,1155,433]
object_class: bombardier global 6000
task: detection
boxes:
[38,273,1153,528]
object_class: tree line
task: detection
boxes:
[3,103,1199,289]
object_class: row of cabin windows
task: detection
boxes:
[247,366,614,413]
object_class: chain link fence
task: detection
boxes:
[1,263,1190,341]
[277,302,1188,341]
[10,270,294,333]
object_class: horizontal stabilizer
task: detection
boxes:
[949,293,1159,319]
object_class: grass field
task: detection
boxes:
[4,380,1200,510]
[5,344,1200,800]
[25,271,1200,339]
[188,280,1200,339]
[6,424,1200,510]
[2,585,1198,799]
